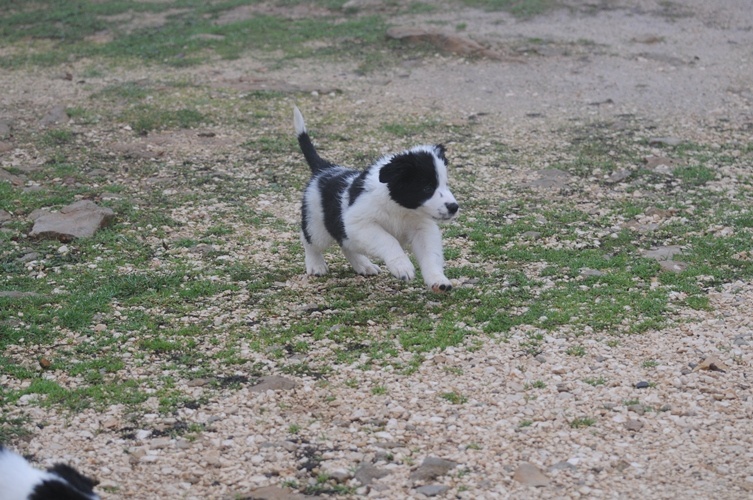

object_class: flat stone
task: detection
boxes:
[648,137,682,147]
[696,355,729,372]
[387,27,503,60]
[513,462,550,487]
[605,168,633,184]
[0,209,11,223]
[0,168,25,186]
[39,104,69,127]
[242,486,308,500]
[523,168,572,189]
[0,291,46,300]
[0,120,11,139]
[415,484,449,496]
[409,456,458,482]
[643,245,683,261]
[643,156,680,174]
[29,200,115,241]
[354,464,390,485]
[580,268,604,277]
[625,419,644,432]
[249,375,298,393]
[658,260,688,273]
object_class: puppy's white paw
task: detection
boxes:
[345,251,381,276]
[430,281,453,293]
[355,262,381,276]
[427,275,453,293]
[387,257,415,281]
[306,262,329,276]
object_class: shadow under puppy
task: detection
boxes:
[0,445,100,500]
[294,106,459,292]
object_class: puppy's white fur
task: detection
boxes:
[295,106,458,291]
[0,446,100,500]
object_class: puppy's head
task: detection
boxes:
[378,145,458,221]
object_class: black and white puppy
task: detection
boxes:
[0,445,100,500]
[294,106,459,292]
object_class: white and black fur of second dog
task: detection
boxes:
[0,445,100,500]
[294,106,459,292]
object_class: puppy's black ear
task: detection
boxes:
[379,153,414,184]
[434,144,448,163]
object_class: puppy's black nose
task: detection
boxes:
[446,202,459,215]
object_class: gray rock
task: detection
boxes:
[580,268,604,277]
[643,245,683,261]
[29,200,115,241]
[249,375,298,393]
[354,464,390,485]
[648,137,682,147]
[410,456,458,482]
[643,156,680,174]
[658,260,688,273]
[18,252,40,263]
[386,27,502,60]
[242,485,308,499]
[0,209,11,223]
[39,105,69,127]
[0,168,25,187]
[550,460,576,471]
[415,484,449,497]
[625,419,644,432]
[513,462,550,487]
[0,120,11,139]
[605,168,633,184]
[523,168,572,189]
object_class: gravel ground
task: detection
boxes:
[2,0,753,498]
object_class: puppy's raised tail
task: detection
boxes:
[294,106,332,174]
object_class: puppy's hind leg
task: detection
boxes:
[342,247,381,276]
[302,232,328,276]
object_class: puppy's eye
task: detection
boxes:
[422,184,434,194]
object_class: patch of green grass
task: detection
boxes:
[440,391,468,404]
[569,417,596,428]
[371,385,387,395]
[125,107,206,135]
[40,128,75,146]
[565,345,586,357]
[673,164,717,186]
[0,3,391,69]
[583,377,606,386]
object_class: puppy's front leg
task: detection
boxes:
[410,223,452,292]
[347,226,414,281]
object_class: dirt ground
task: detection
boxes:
[2,0,753,498]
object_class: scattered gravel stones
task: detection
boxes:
[513,462,550,487]
[29,200,115,241]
